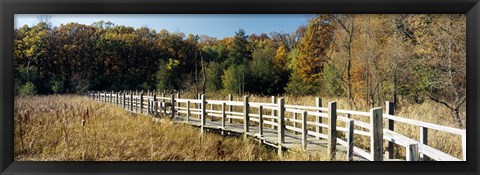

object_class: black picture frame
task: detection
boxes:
[1,0,479,174]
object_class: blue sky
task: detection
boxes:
[15,14,314,38]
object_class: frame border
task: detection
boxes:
[1,0,479,174]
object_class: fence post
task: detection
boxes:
[200,94,206,133]
[123,91,126,109]
[228,94,233,123]
[328,102,337,161]
[420,127,428,161]
[116,92,119,105]
[171,94,175,118]
[406,143,419,161]
[277,98,285,157]
[153,92,157,115]
[316,97,323,139]
[271,96,276,129]
[259,105,264,137]
[243,95,250,134]
[222,103,226,129]
[130,91,133,112]
[370,107,383,161]
[162,93,166,115]
[140,92,144,114]
[176,93,180,108]
[462,132,466,161]
[386,101,395,159]
[302,111,308,150]
[186,101,191,123]
[104,91,107,102]
[347,119,355,161]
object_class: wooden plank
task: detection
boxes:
[278,98,285,157]
[419,127,428,161]
[316,97,322,139]
[244,95,249,133]
[140,93,144,114]
[186,101,190,123]
[228,94,233,123]
[328,102,337,161]
[302,111,308,150]
[386,101,395,159]
[383,114,464,135]
[201,95,206,133]
[271,96,276,129]
[370,107,383,161]
[259,105,263,137]
[347,119,354,161]
[170,94,175,118]
[406,143,419,161]
[222,103,226,129]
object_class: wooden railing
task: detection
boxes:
[88,90,466,161]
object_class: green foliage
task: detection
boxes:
[222,64,247,94]
[19,82,37,96]
[285,71,317,96]
[227,29,251,66]
[206,62,224,92]
[247,47,282,95]
[322,64,343,96]
[50,78,64,94]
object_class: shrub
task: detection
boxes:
[19,81,37,96]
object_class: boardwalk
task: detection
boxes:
[89,91,466,161]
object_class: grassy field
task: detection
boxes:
[14,94,464,161]
[14,95,333,161]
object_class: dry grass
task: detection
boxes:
[180,92,465,160]
[15,95,341,161]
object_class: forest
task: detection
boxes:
[14,14,466,127]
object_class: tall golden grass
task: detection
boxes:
[15,95,340,161]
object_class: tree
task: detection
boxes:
[294,15,335,90]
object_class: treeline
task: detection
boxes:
[14,14,466,127]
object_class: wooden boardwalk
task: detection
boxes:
[89,91,466,161]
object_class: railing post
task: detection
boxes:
[176,93,180,108]
[420,127,428,161]
[116,92,119,105]
[200,95,206,133]
[162,93,166,115]
[130,91,133,112]
[386,101,395,159]
[140,92,144,114]
[277,98,285,157]
[316,97,323,139]
[171,94,175,118]
[271,96,276,129]
[153,92,157,115]
[186,101,191,123]
[243,95,250,134]
[123,91,126,109]
[347,119,355,161]
[406,143,419,161]
[228,94,233,123]
[302,111,308,150]
[462,132,466,161]
[370,107,383,161]
[259,105,264,137]
[328,102,337,161]
[222,103,226,129]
